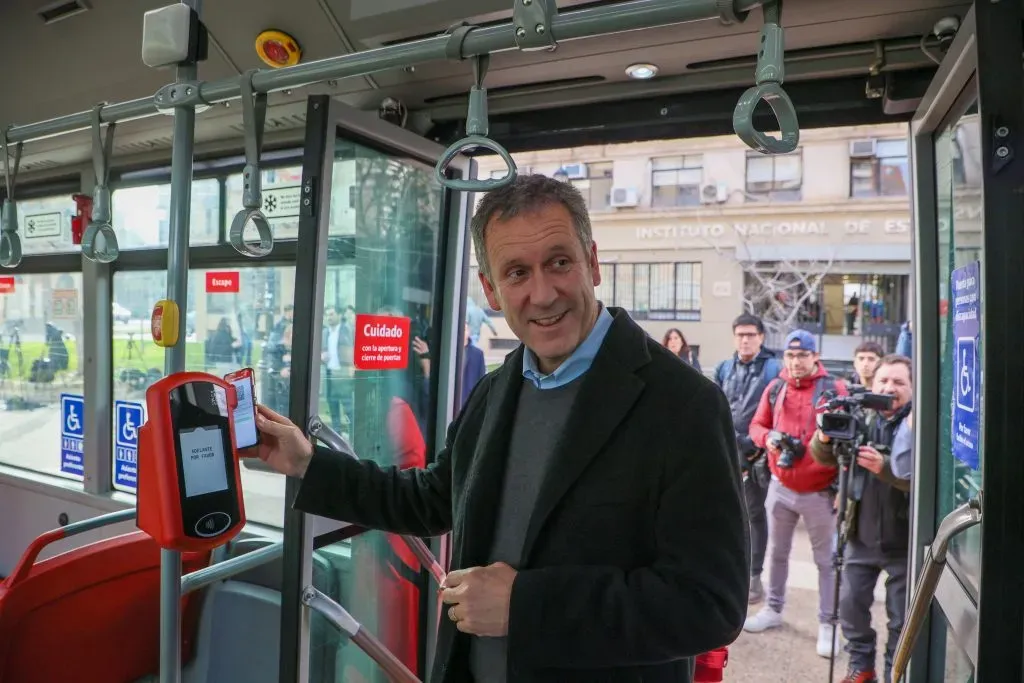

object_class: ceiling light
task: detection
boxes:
[626,63,658,80]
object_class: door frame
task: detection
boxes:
[909,2,1024,680]
[280,95,474,683]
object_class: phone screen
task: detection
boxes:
[228,372,259,450]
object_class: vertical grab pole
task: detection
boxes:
[160,1,202,681]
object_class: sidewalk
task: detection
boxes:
[724,524,889,682]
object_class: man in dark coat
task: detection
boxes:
[254,174,748,683]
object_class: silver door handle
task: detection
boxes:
[892,495,983,682]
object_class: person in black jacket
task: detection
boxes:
[713,313,782,606]
[254,174,748,683]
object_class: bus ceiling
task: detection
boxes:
[0,0,968,172]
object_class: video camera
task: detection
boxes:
[817,385,895,443]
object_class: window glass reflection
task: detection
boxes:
[0,272,83,480]
[112,180,220,249]
[111,267,295,527]
[310,138,443,679]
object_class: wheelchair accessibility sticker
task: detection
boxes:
[951,261,981,470]
[60,394,85,477]
[115,400,145,490]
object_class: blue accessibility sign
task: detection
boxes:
[114,400,145,490]
[951,261,981,470]
[60,393,85,477]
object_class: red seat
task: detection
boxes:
[0,529,210,683]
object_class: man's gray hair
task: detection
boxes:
[470,174,593,281]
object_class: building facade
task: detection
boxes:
[471,122,918,370]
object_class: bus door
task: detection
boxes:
[904,3,1024,682]
[277,95,475,683]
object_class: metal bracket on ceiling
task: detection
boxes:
[513,0,557,52]
[154,80,211,115]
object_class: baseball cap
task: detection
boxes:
[784,329,817,353]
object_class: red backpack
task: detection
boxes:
[694,647,729,682]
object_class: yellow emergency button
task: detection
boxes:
[151,300,180,348]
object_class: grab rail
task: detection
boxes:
[732,0,800,154]
[180,541,284,595]
[307,415,447,587]
[302,585,421,683]
[2,508,136,588]
[82,104,120,263]
[891,496,983,682]
[227,70,274,258]
[434,53,517,192]
[0,132,22,268]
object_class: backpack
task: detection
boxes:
[766,373,840,425]
[715,354,782,388]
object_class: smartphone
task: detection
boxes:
[224,368,260,452]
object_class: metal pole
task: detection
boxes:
[160,2,201,681]
[2,0,763,145]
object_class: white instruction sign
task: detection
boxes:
[178,426,229,498]
[261,186,301,219]
[23,212,63,239]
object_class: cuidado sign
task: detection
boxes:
[354,314,411,370]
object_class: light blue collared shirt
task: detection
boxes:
[522,306,614,390]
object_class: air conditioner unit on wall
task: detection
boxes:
[849,139,877,157]
[700,182,727,204]
[610,187,638,207]
[561,162,588,179]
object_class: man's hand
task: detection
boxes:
[440,562,517,636]
[815,428,831,444]
[255,404,314,478]
[857,445,885,475]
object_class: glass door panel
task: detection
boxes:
[282,97,473,683]
[934,102,984,591]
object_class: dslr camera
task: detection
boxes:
[818,385,895,444]
[768,431,805,469]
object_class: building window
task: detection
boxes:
[598,262,701,320]
[570,162,614,211]
[651,155,702,208]
[745,150,802,200]
[850,139,909,198]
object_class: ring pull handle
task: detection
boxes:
[230,70,274,258]
[435,55,517,192]
[0,131,23,268]
[83,105,120,263]
[733,1,800,155]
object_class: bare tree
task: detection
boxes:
[700,227,838,345]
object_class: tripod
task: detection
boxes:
[828,440,857,683]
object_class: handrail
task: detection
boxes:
[180,541,284,595]
[302,585,421,683]
[891,496,983,682]
[0,0,764,147]
[434,54,517,192]
[0,133,22,268]
[82,104,120,263]
[307,415,447,587]
[732,0,800,154]
[2,508,136,588]
[227,70,274,258]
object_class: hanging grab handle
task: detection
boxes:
[229,70,274,258]
[435,54,517,192]
[733,1,799,155]
[82,105,120,264]
[0,131,23,269]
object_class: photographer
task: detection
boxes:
[744,330,848,660]
[809,354,913,683]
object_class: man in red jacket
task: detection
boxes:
[743,330,847,659]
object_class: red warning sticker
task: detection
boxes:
[353,314,411,370]
[0,276,13,294]
[205,271,240,293]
